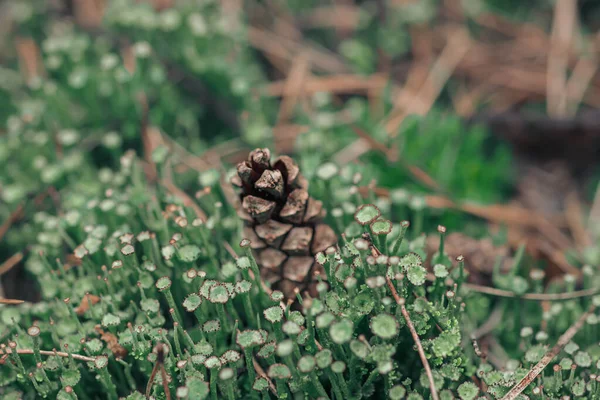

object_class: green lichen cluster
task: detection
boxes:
[2,149,600,399]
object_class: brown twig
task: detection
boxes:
[15,37,45,83]
[501,305,596,400]
[273,124,310,154]
[546,0,577,117]
[160,179,207,223]
[0,204,25,242]
[296,5,360,31]
[424,194,574,264]
[72,0,106,29]
[247,26,348,74]
[0,298,25,305]
[348,127,443,192]
[386,28,471,136]
[222,241,239,260]
[139,93,158,181]
[565,191,592,249]
[0,348,95,362]
[463,283,599,301]
[0,252,23,277]
[253,357,277,395]
[565,58,597,115]
[146,343,171,400]
[471,305,504,340]
[386,276,439,400]
[590,183,600,240]
[265,74,389,96]
[276,52,310,124]
[332,137,373,165]
[363,187,567,230]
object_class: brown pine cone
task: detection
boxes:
[232,148,337,299]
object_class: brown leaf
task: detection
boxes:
[95,326,127,359]
[75,294,101,316]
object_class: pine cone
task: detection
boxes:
[232,148,337,299]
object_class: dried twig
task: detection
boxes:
[276,52,310,124]
[139,93,158,181]
[146,343,171,400]
[0,298,25,305]
[160,179,207,223]
[463,283,599,301]
[471,306,504,340]
[265,74,389,96]
[348,127,442,192]
[296,5,360,31]
[273,124,310,154]
[386,28,471,135]
[332,137,372,165]
[565,191,592,249]
[501,305,596,400]
[253,357,277,395]
[425,194,574,259]
[247,26,348,73]
[15,37,45,83]
[546,0,577,117]
[590,182,600,240]
[0,348,95,363]
[0,252,23,277]
[0,204,24,242]
[364,187,568,231]
[565,58,597,115]
[386,276,439,400]
[72,0,106,29]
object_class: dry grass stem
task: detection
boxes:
[0,298,25,305]
[565,58,598,115]
[266,74,389,96]
[0,204,24,242]
[463,283,599,301]
[546,0,577,117]
[386,276,439,400]
[386,29,471,135]
[0,252,23,277]
[276,52,310,124]
[501,305,597,400]
[0,348,96,362]
[253,357,278,395]
[565,191,592,249]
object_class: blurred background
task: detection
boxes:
[2,0,600,299]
